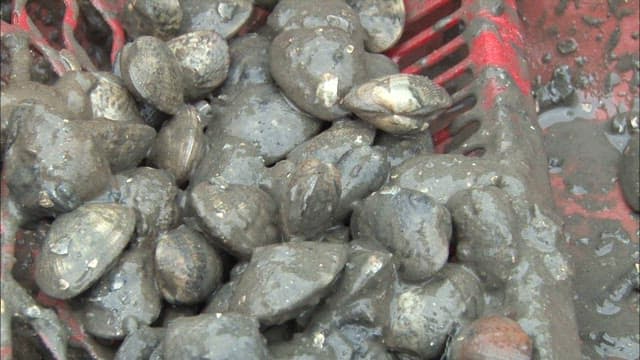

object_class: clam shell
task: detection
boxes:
[121,0,182,40]
[155,225,223,305]
[78,245,162,340]
[119,36,184,115]
[342,74,452,134]
[270,27,367,120]
[34,203,135,299]
[81,118,156,172]
[148,105,205,186]
[90,72,144,123]
[267,0,366,44]
[346,0,405,53]
[179,0,253,39]
[188,181,280,258]
[167,31,230,100]
[281,159,342,239]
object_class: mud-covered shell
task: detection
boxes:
[34,203,135,299]
[121,0,182,40]
[90,72,144,123]
[342,74,452,134]
[81,118,156,172]
[78,245,162,340]
[119,36,184,115]
[281,159,342,239]
[189,181,280,258]
[155,225,223,305]
[4,101,112,216]
[167,31,230,100]
[148,105,205,186]
[270,27,368,120]
[267,0,366,45]
[179,0,253,39]
[220,32,273,95]
[346,0,406,53]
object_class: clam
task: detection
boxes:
[342,74,452,134]
[90,72,144,123]
[119,36,184,115]
[163,313,270,359]
[4,101,112,216]
[167,31,230,100]
[351,186,451,282]
[116,167,181,235]
[267,0,366,44]
[155,225,223,305]
[280,159,342,239]
[81,118,156,172]
[121,0,183,40]
[179,0,253,39]
[220,32,273,95]
[188,180,280,258]
[270,27,368,120]
[208,84,322,165]
[148,105,206,186]
[78,244,162,340]
[34,203,135,299]
[346,0,406,53]
[190,135,266,188]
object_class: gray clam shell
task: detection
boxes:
[119,36,184,115]
[168,31,230,100]
[35,203,135,299]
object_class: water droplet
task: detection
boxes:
[25,305,41,317]
[345,44,354,54]
[87,258,98,269]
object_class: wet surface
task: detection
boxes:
[521,0,640,358]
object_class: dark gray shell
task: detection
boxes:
[270,27,368,120]
[167,31,230,100]
[208,84,322,165]
[81,118,156,172]
[34,203,135,299]
[121,0,182,40]
[148,105,205,186]
[267,0,366,45]
[155,225,223,305]
[179,0,253,39]
[189,181,280,258]
[90,72,144,123]
[220,32,274,95]
[4,101,112,216]
[342,74,452,134]
[119,36,184,115]
[78,245,162,340]
[346,0,406,53]
[280,159,342,239]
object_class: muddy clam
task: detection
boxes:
[154,225,224,305]
[121,0,183,40]
[34,203,135,299]
[342,73,452,134]
[148,105,206,186]
[270,26,368,120]
[179,0,253,39]
[118,35,184,115]
[346,0,406,53]
[167,30,230,100]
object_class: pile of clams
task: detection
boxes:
[1,0,536,359]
